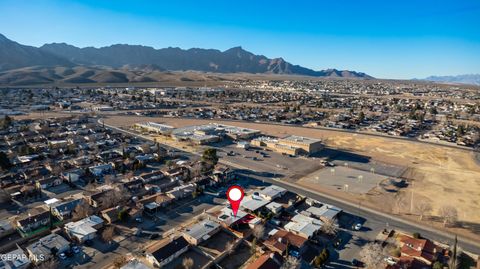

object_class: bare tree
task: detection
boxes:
[182,257,194,269]
[101,226,115,244]
[72,201,92,220]
[113,256,127,268]
[252,224,265,239]
[280,256,300,269]
[140,143,151,154]
[360,242,384,269]
[438,206,458,227]
[100,186,130,209]
[321,218,338,236]
[189,162,203,179]
[416,200,432,221]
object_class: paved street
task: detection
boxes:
[101,120,480,255]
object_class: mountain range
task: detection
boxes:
[422,74,480,86]
[0,33,372,85]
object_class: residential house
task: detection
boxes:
[305,204,342,223]
[216,207,249,227]
[138,193,173,208]
[88,163,114,177]
[121,179,144,193]
[162,167,189,181]
[26,233,70,264]
[64,215,104,243]
[284,214,323,239]
[241,195,271,213]
[265,202,283,215]
[51,198,84,221]
[139,171,165,183]
[36,176,62,190]
[15,208,51,235]
[398,235,441,266]
[120,259,151,269]
[0,219,15,239]
[264,229,307,256]
[246,252,283,269]
[212,165,234,183]
[101,206,130,224]
[259,185,286,201]
[0,247,31,269]
[87,189,114,208]
[166,184,196,200]
[145,236,189,268]
[61,170,84,183]
[182,219,221,245]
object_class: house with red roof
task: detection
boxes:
[397,235,442,267]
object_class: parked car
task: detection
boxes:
[384,257,396,266]
[72,246,80,254]
[353,223,362,231]
[59,253,67,260]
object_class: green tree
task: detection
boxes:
[358,111,365,123]
[202,148,218,166]
[313,248,330,267]
[0,151,12,170]
[432,261,443,269]
[118,210,129,221]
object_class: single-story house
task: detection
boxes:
[64,215,104,243]
[145,236,189,268]
[259,185,287,201]
[0,247,31,269]
[182,219,221,245]
[26,233,70,264]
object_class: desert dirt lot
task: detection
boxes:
[103,115,480,229]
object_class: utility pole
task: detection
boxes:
[410,181,414,214]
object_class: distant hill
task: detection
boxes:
[422,74,480,86]
[0,34,73,71]
[0,33,373,85]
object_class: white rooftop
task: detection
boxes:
[241,195,270,212]
[44,198,60,205]
[259,185,286,200]
[183,219,220,241]
[217,207,248,226]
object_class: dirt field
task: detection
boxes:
[104,115,480,228]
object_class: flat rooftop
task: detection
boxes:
[280,135,321,145]
[184,219,220,241]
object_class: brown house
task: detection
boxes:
[264,229,307,255]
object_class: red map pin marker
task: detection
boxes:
[226,185,244,218]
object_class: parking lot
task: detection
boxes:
[299,166,388,194]
[213,141,322,179]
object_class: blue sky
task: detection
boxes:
[0,0,479,79]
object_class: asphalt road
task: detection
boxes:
[257,176,480,254]
[99,119,480,254]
